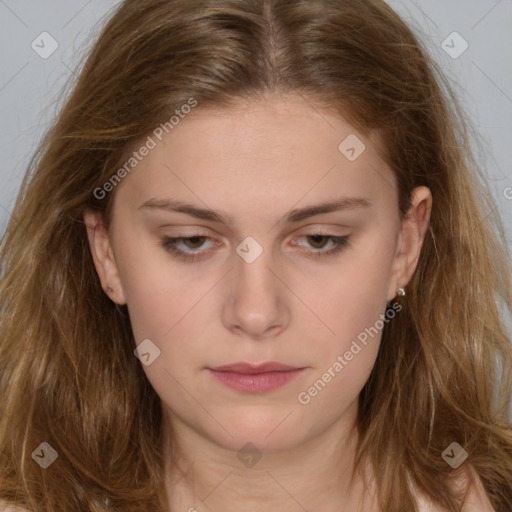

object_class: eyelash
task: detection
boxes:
[159,233,350,262]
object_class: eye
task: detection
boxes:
[159,233,351,262]
[159,235,214,262]
[292,234,351,258]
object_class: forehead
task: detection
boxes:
[113,94,396,220]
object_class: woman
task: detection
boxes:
[1,0,511,510]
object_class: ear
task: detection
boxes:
[83,208,127,305]
[387,186,432,301]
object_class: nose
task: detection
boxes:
[221,242,291,340]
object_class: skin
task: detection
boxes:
[83,92,435,511]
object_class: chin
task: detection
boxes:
[206,408,306,454]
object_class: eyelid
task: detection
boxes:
[159,226,348,244]
[159,231,351,263]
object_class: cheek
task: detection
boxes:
[120,263,214,348]
[300,237,393,347]
[295,293,388,421]
[113,228,207,341]
[295,238,394,400]
[114,236,224,398]
[118,254,214,412]
[117,256,172,343]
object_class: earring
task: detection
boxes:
[397,287,406,296]
[107,286,113,292]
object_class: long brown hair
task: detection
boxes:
[1,0,511,510]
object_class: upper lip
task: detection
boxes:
[209,362,303,374]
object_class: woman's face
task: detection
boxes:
[85,93,431,453]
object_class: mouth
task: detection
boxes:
[207,362,306,392]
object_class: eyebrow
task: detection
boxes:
[137,196,372,224]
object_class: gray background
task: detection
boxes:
[1,0,511,246]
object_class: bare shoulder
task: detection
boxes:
[458,469,496,512]
[415,467,496,512]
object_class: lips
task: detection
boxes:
[207,362,306,392]
[209,362,302,374]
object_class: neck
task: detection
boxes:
[161,402,377,512]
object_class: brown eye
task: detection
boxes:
[160,236,214,262]
[305,235,331,249]
[294,234,350,258]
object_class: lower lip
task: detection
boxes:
[207,368,306,392]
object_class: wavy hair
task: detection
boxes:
[1,0,511,510]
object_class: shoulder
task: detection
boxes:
[457,470,496,512]
[415,467,496,512]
